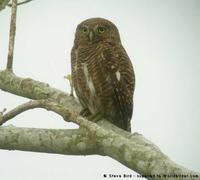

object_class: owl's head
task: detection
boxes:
[74,17,121,46]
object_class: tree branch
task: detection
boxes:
[0,70,81,112]
[0,124,199,180]
[6,0,17,72]
[0,125,97,155]
[0,99,80,126]
[0,100,41,125]
[8,0,34,7]
[0,0,34,11]
[0,70,200,179]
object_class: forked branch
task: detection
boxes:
[8,0,34,7]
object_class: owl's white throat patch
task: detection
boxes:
[83,63,96,96]
[116,70,121,81]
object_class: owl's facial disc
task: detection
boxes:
[78,23,112,44]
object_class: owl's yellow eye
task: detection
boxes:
[97,26,106,34]
[81,26,88,33]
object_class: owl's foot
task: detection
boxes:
[79,108,91,117]
[88,112,103,122]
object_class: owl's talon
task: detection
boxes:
[88,112,103,122]
[79,108,91,117]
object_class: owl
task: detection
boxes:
[71,18,135,132]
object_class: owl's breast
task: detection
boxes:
[73,44,112,114]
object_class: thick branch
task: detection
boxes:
[0,125,97,155]
[0,124,199,180]
[6,0,17,71]
[0,70,81,112]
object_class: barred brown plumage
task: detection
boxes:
[71,17,135,132]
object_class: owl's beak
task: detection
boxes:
[89,31,93,41]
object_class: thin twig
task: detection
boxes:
[0,100,79,126]
[6,0,17,72]
[8,0,34,7]
[0,100,41,125]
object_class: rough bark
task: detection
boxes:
[0,125,96,155]
[0,70,81,111]
[0,70,199,180]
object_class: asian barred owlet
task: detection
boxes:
[71,18,135,132]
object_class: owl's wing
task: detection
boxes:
[103,45,135,131]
